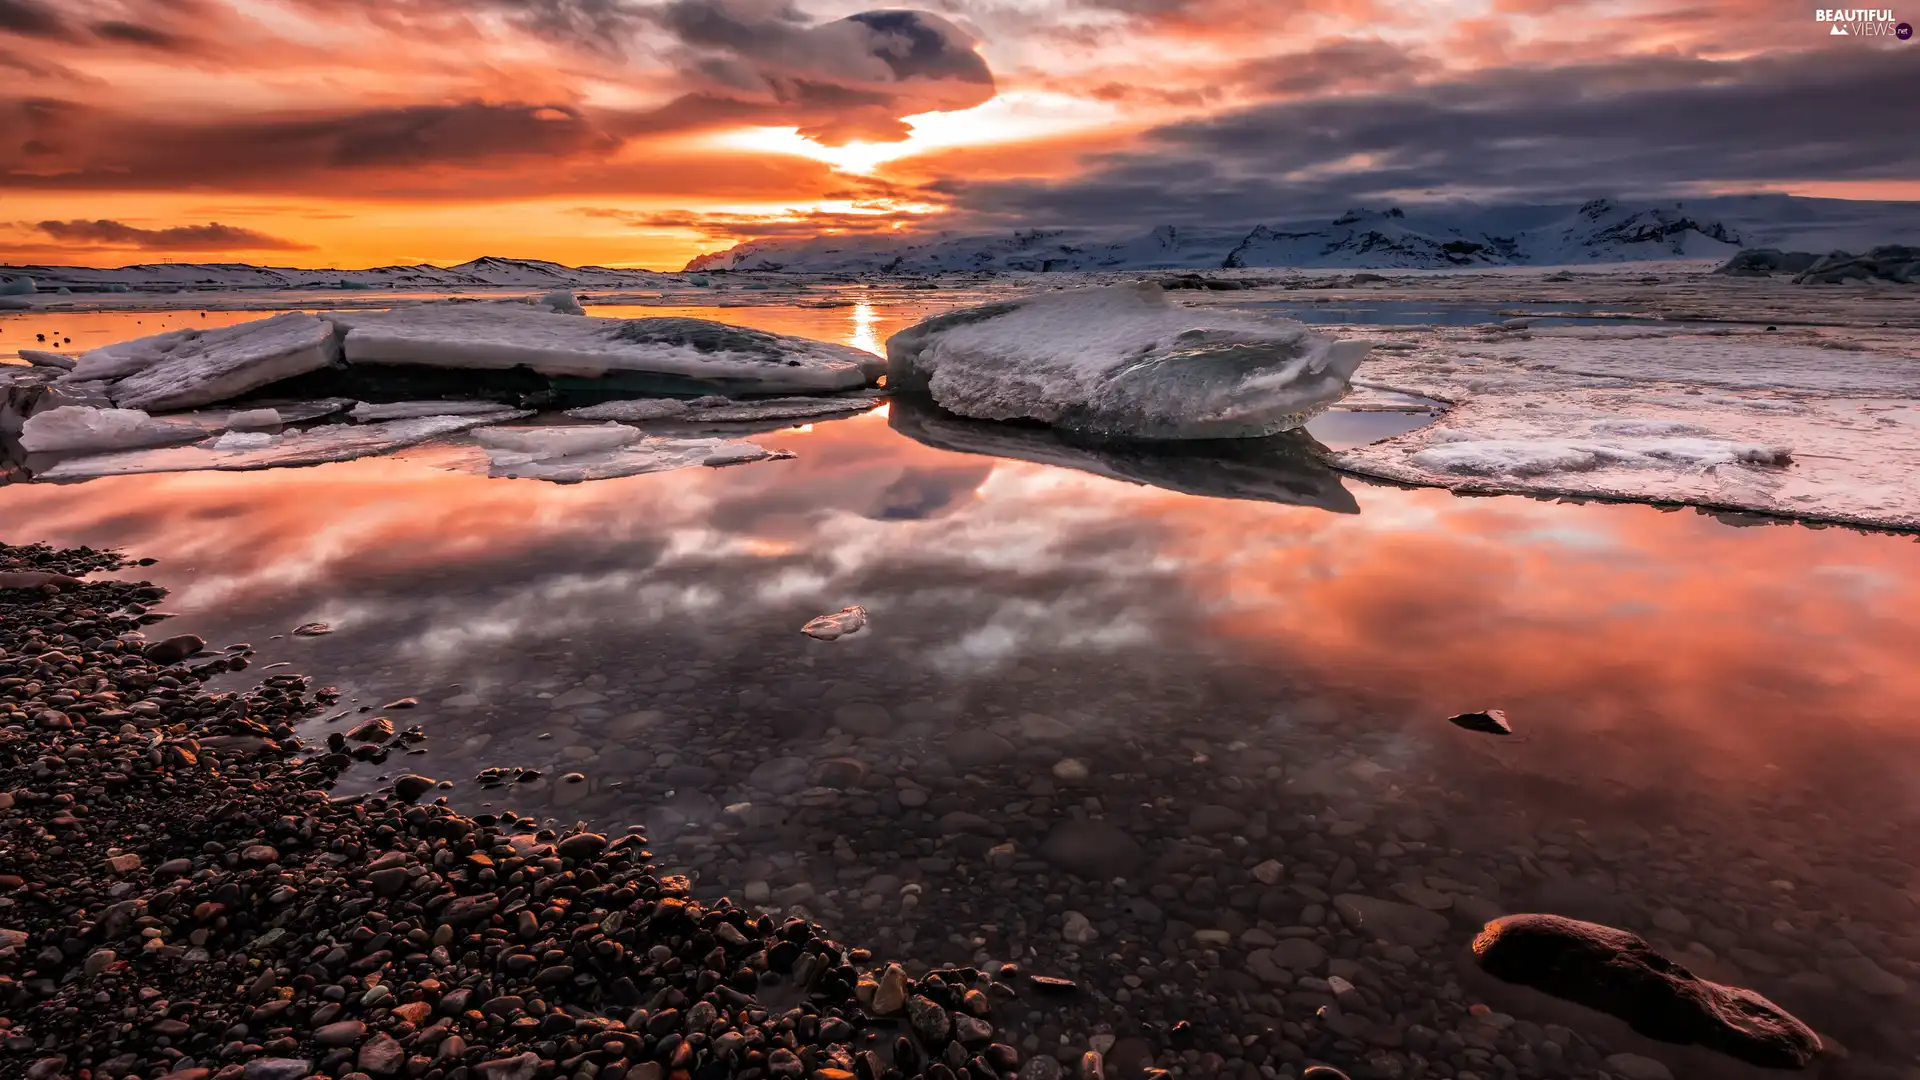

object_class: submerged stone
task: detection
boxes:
[1470,913,1821,1068]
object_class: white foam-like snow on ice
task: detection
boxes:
[349,400,522,422]
[36,412,530,480]
[327,303,874,393]
[1336,325,1920,529]
[886,283,1370,439]
[565,393,883,424]
[18,406,208,454]
[67,312,340,411]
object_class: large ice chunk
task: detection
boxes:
[35,412,529,480]
[886,283,1370,439]
[75,313,341,411]
[18,406,208,454]
[327,303,873,393]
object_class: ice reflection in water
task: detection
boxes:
[1,403,1918,1078]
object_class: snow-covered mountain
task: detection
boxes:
[1,257,674,293]
[686,196,1920,272]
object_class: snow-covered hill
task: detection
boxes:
[0,257,674,294]
[686,196,1920,273]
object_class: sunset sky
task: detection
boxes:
[1,0,1914,269]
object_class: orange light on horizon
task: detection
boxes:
[709,92,1129,175]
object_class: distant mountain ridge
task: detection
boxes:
[0,256,673,293]
[686,195,1920,272]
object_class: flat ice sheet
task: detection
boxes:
[18,406,209,454]
[36,412,530,480]
[16,399,353,454]
[349,400,523,422]
[474,423,642,460]
[565,392,884,424]
[327,303,874,393]
[1334,324,1920,529]
[475,434,778,482]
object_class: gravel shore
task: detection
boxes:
[0,542,1139,1080]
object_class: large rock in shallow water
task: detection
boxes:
[328,303,877,393]
[1471,913,1820,1068]
[885,283,1369,439]
[76,313,340,411]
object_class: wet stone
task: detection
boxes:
[1039,819,1143,879]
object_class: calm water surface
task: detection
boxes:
[3,297,1918,1079]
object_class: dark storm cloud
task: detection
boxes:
[35,219,314,250]
[0,100,619,189]
[0,0,75,39]
[939,49,1920,228]
[89,19,190,49]
[576,197,928,239]
[646,2,996,143]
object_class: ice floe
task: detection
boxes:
[474,423,643,460]
[36,412,529,480]
[19,406,210,454]
[532,289,586,315]
[72,312,341,411]
[13,400,352,456]
[212,431,277,450]
[348,400,523,422]
[565,392,884,424]
[1336,325,1920,529]
[224,408,285,431]
[327,303,875,393]
[19,350,76,371]
[885,283,1370,439]
[889,396,1357,514]
[470,424,778,482]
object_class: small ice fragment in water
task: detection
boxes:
[224,408,283,431]
[292,622,333,637]
[18,405,205,454]
[212,431,275,450]
[19,349,76,370]
[1446,709,1513,735]
[534,288,586,315]
[473,422,640,460]
[802,606,868,641]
